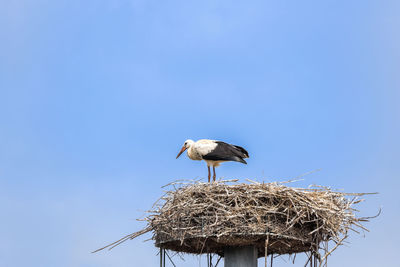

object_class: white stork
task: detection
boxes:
[176,139,249,182]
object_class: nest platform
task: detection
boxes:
[95,180,374,264]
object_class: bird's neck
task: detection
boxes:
[188,146,202,160]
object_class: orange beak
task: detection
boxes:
[176,146,187,159]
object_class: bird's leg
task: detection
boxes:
[213,166,216,182]
[208,166,211,183]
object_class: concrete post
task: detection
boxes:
[224,246,258,267]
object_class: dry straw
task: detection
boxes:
[94,179,377,266]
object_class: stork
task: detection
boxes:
[176,139,249,182]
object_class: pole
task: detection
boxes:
[265,236,269,267]
[160,248,163,267]
[224,246,258,267]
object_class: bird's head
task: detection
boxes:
[176,139,194,159]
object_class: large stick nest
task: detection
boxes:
[94,179,376,264]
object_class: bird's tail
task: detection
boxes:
[233,157,247,164]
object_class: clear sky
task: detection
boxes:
[1,1,399,266]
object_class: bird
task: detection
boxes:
[176,139,249,182]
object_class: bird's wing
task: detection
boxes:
[201,141,248,164]
[232,145,249,158]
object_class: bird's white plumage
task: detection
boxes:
[204,160,224,167]
[183,139,217,161]
[192,139,217,156]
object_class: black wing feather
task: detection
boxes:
[202,141,249,164]
[233,145,249,158]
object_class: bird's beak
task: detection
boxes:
[176,146,187,159]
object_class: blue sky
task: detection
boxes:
[1,1,399,266]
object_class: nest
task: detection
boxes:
[94,179,376,265]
